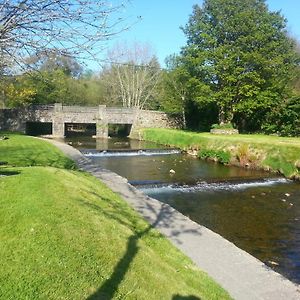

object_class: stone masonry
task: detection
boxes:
[0,103,181,138]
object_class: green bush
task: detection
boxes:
[199,148,231,164]
[262,96,300,137]
[211,123,234,130]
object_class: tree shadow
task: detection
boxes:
[80,188,202,300]
[85,203,165,300]
[172,295,201,300]
[74,160,204,299]
[0,168,20,176]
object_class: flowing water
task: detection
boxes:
[66,136,300,284]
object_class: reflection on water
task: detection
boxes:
[67,136,300,284]
[63,136,165,150]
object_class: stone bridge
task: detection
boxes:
[0,103,180,138]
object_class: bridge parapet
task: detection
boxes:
[61,105,99,113]
[106,107,137,113]
[30,104,55,111]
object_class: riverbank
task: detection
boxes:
[0,133,230,299]
[140,128,300,180]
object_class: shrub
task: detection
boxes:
[199,148,231,164]
[211,123,234,130]
[236,144,249,166]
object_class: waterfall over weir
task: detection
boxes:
[81,148,181,157]
[133,177,290,193]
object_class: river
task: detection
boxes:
[66,136,300,284]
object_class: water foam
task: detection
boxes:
[82,149,181,157]
[139,178,290,194]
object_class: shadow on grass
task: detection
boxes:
[0,168,20,176]
[172,295,201,300]
[79,188,202,299]
[86,205,165,300]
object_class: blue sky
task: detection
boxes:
[100,0,300,69]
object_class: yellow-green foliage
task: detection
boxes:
[4,83,36,107]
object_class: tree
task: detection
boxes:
[159,55,191,128]
[26,51,83,78]
[1,67,106,107]
[0,0,129,73]
[181,0,299,128]
[1,77,36,107]
[262,96,300,136]
[103,42,161,109]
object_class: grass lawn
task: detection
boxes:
[0,133,231,300]
[0,132,75,169]
[141,128,300,179]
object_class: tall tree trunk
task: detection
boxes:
[218,106,226,125]
[181,97,186,129]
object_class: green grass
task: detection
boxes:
[0,132,75,169]
[141,128,300,179]
[0,133,231,299]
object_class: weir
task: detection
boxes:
[135,177,289,193]
[81,148,181,157]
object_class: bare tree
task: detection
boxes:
[104,42,161,109]
[0,0,130,73]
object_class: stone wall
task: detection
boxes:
[210,128,239,135]
[0,108,27,132]
[136,110,182,129]
[0,104,181,138]
[0,105,55,133]
[130,110,183,139]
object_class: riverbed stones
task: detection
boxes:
[187,149,198,156]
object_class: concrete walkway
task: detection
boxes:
[48,139,300,300]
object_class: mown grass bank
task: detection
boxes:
[0,133,231,300]
[141,128,300,180]
[0,132,75,169]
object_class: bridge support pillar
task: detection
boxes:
[96,121,108,138]
[52,103,65,138]
[128,125,141,140]
[52,120,65,138]
[95,105,108,138]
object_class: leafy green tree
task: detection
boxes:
[181,0,299,129]
[2,69,103,107]
[159,55,190,127]
[262,96,300,136]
